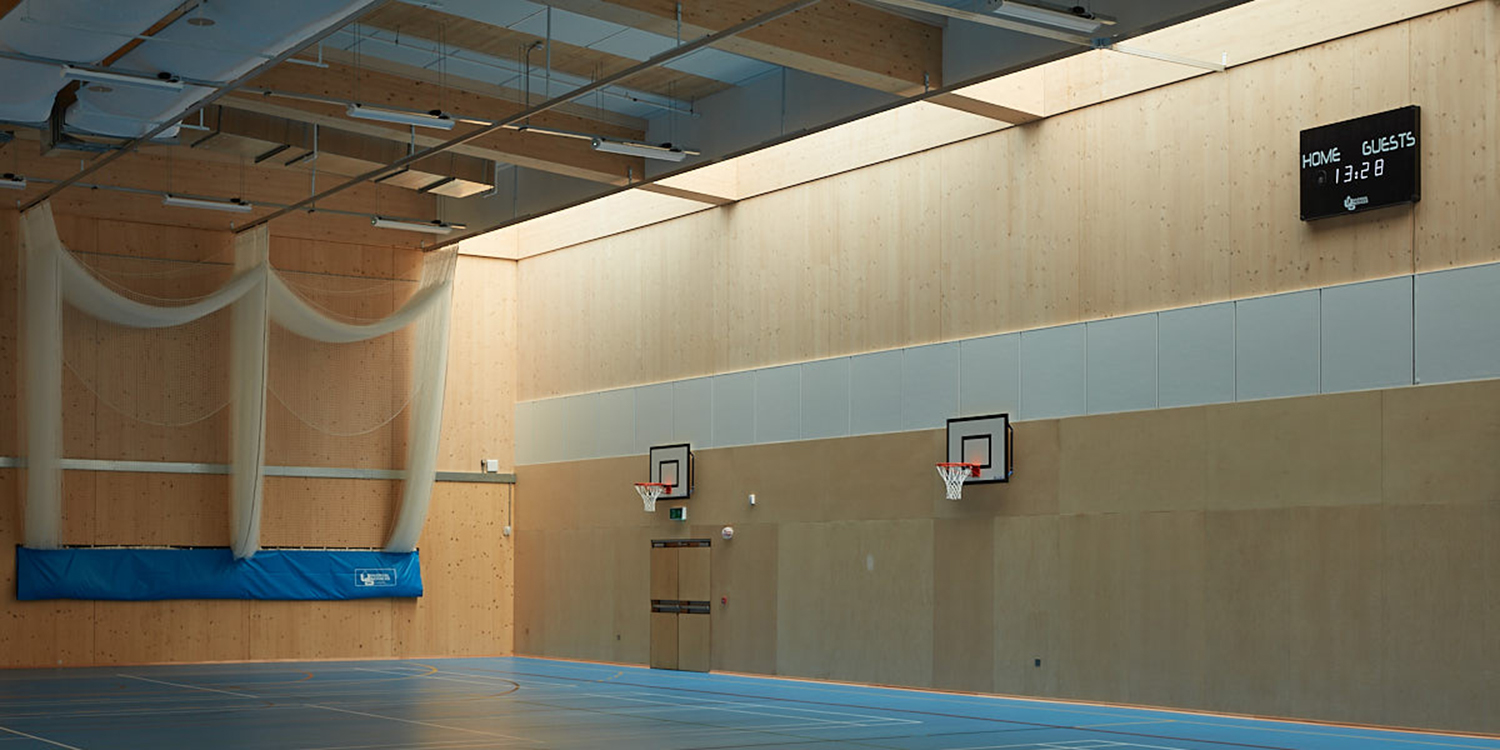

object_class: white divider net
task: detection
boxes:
[20,202,458,558]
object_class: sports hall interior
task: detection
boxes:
[0,0,1497,745]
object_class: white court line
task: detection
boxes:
[309,704,536,745]
[116,674,260,699]
[0,725,86,750]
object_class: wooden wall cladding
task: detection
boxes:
[2,213,515,666]
[515,3,1500,401]
[438,255,517,473]
[512,379,1500,733]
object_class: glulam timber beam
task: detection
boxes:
[541,0,942,96]
[242,60,647,185]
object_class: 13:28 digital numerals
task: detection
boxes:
[1332,158,1385,184]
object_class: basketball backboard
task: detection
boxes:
[649,443,693,500]
[946,414,1012,483]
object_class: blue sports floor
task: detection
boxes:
[0,657,1495,750]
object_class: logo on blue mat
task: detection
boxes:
[355,568,397,587]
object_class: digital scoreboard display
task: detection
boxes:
[1299,105,1420,221]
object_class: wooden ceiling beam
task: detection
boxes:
[358,4,732,104]
[541,0,942,96]
[314,46,647,132]
[198,107,495,188]
[243,60,646,185]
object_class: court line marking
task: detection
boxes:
[116,673,260,699]
[309,704,536,744]
[488,664,1500,750]
[0,725,86,750]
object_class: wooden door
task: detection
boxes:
[649,539,711,672]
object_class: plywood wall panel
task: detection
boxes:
[710,522,778,675]
[260,477,396,548]
[90,473,228,547]
[1411,2,1500,271]
[1202,509,1291,717]
[931,518,994,693]
[776,520,934,687]
[1079,75,1232,320]
[992,514,1059,697]
[1382,380,1500,506]
[1226,25,1416,300]
[1285,505,1384,724]
[1380,503,1500,732]
[1128,510,1207,709]
[1059,408,1208,515]
[93,600,249,665]
[1203,392,1383,510]
[1055,512,1132,701]
[396,483,512,657]
[440,255,517,472]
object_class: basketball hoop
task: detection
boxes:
[635,482,674,512]
[936,462,980,500]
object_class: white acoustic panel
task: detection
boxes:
[959,333,1019,417]
[801,358,850,440]
[1237,290,1321,401]
[1086,314,1158,414]
[514,400,536,465]
[712,372,756,447]
[755,365,801,443]
[1416,263,1500,384]
[634,383,674,453]
[1020,324,1086,420]
[532,397,569,464]
[562,393,598,461]
[903,342,960,430]
[1321,276,1414,393]
[1158,302,1235,409]
[595,388,636,458]
[673,378,713,449]
[849,350,904,435]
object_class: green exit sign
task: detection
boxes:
[667,506,688,522]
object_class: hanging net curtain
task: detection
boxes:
[20,201,457,558]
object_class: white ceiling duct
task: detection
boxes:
[0,0,180,125]
[68,0,370,139]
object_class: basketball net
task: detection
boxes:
[635,482,670,512]
[936,463,978,501]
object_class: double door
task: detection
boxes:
[649,539,711,672]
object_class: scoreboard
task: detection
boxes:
[1299,105,1420,221]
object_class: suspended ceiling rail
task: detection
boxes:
[20,0,390,212]
[233,0,823,234]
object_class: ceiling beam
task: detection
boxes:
[314,46,647,132]
[926,92,1040,124]
[357,4,732,104]
[540,0,942,96]
[22,0,388,211]
[195,107,495,192]
[242,60,647,184]
[235,0,822,233]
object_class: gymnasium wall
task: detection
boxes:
[509,0,1500,734]
[0,208,518,666]
[514,0,1500,400]
[514,380,1500,733]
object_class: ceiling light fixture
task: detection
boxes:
[162,194,253,213]
[591,137,690,163]
[370,217,464,234]
[346,104,455,130]
[984,1,1114,33]
[0,173,26,190]
[62,65,184,91]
